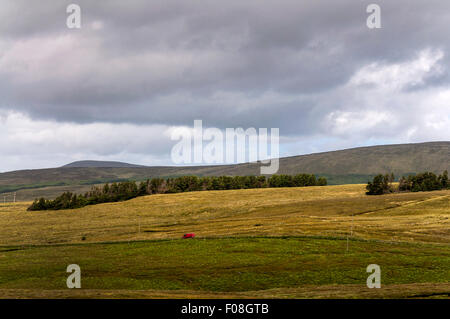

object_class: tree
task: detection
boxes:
[439,170,449,189]
[398,176,410,191]
[366,174,394,195]
[317,177,327,186]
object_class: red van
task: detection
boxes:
[183,233,196,239]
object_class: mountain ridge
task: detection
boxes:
[1,142,448,199]
[59,141,450,170]
[63,160,146,168]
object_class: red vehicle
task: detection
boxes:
[183,233,196,239]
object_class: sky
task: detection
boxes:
[0,0,449,172]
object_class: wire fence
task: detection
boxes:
[1,192,17,203]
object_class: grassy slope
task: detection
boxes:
[0,238,449,298]
[1,185,449,245]
[1,142,449,200]
[8,183,107,202]
[278,141,450,175]
[0,185,448,298]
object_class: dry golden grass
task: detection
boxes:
[0,184,449,246]
[0,186,449,299]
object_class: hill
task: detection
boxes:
[278,141,449,174]
[63,160,146,168]
[0,185,449,298]
[1,141,448,199]
[3,184,449,245]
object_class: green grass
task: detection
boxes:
[0,237,448,292]
[1,185,448,298]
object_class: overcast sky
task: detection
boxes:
[1,0,449,172]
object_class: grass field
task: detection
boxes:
[0,184,449,298]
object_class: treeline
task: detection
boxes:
[28,174,327,211]
[366,171,449,195]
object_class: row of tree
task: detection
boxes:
[366,171,449,195]
[28,174,327,211]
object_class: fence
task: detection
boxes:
[1,192,16,203]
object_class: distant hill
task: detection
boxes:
[63,160,146,168]
[277,141,449,175]
[1,142,449,199]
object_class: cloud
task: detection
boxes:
[349,49,445,91]
[320,48,450,142]
[0,0,449,170]
[0,111,175,171]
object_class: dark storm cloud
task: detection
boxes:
[0,0,449,133]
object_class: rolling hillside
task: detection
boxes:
[1,142,448,200]
[63,160,146,168]
[1,184,449,298]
